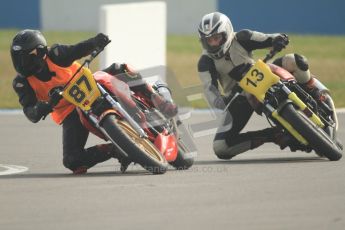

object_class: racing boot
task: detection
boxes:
[301,76,330,102]
[152,80,178,118]
[250,127,309,152]
[273,132,311,152]
[248,127,281,149]
[97,143,132,173]
[71,145,113,175]
[151,93,178,118]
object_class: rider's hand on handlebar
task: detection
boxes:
[272,33,289,52]
[94,33,110,51]
[48,86,63,107]
[36,101,53,120]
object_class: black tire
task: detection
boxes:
[101,114,168,174]
[170,141,195,170]
[280,103,342,161]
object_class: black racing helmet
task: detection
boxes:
[10,29,48,77]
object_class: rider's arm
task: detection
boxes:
[12,76,52,123]
[103,62,177,117]
[48,34,109,67]
[102,63,151,96]
[236,29,286,52]
[102,63,128,76]
[198,55,225,109]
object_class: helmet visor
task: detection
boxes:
[201,32,227,54]
[11,46,47,77]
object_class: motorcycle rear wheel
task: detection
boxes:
[101,114,168,174]
[169,119,195,169]
[280,103,342,161]
[170,141,195,170]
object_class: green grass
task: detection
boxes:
[167,34,345,108]
[1,30,345,109]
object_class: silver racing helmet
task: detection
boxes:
[198,12,234,59]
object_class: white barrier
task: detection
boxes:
[99,1,166,82]
[40,0,217,34]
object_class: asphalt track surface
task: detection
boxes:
[1,110,344,230]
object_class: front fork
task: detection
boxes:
[95,83,148,138]
[264,83,325,146]
[81,83,149,158]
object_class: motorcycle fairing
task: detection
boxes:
[154,133,178,162]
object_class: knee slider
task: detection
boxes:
[63,155,83,171]
[213,139,237,159]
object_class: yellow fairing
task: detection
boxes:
[239,60,280,102]
[62,67,101,111]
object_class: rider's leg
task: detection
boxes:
[273,53,330,102]
[62,110,114,174]
[273,53,311,84]
[213,95,289,159]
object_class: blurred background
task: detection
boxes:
[1,0,344,108]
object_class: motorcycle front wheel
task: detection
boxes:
[101,114,168,174]
[280,103,342,161]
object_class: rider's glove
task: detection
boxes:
[94,33,110,51]
[48,86,63,107]
[272,34,289,52]
[35,101,53,119]
[213,96,226,110]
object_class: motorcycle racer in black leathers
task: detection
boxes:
[11,30,177,173]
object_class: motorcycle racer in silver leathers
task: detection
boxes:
[197,12,333,159]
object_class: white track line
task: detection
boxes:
[0,164,28,176]
[0,109,22,115]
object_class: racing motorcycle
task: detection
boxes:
[227,49,343,161]
[53,42,194,174]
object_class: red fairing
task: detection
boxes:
[77,70,139,140]
[93,71,137,108]
[268,63,295,81]
[78,70,179,163]
[154,133,178,162]
[77,108,107,140]
[132,91,154,108]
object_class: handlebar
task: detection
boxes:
[46,39,112,113]
[263,49,278,63]
[87,39,112,66]
[62,39,112,91]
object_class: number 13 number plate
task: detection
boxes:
[239,59,280,102]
